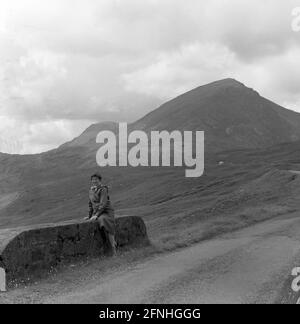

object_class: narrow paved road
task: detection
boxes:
[43,214,300,304]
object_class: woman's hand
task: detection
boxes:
[83,216,90,221]
[90,215,98,221]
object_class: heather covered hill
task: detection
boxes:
[61,78,300,152]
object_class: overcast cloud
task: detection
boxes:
[0,0,300,153]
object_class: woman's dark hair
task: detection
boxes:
[91,173,102,181]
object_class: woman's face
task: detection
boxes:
[91,177,101,187]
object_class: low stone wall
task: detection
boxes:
[0,216,149,285]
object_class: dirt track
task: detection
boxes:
[39,214,300,304]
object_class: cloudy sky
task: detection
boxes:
[0,0,300,154]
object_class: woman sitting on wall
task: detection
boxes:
[84,173,116,256]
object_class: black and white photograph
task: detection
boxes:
[0,0,300,307]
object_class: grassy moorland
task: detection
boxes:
[1,141,300,253]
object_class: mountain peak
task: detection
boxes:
[203,78,246,89]
[169,78,248,102]
[187,78,259,98]
[215,78,245,86]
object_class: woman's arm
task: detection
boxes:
[88,199,93,218]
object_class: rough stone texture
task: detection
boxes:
[0,216,149,284]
